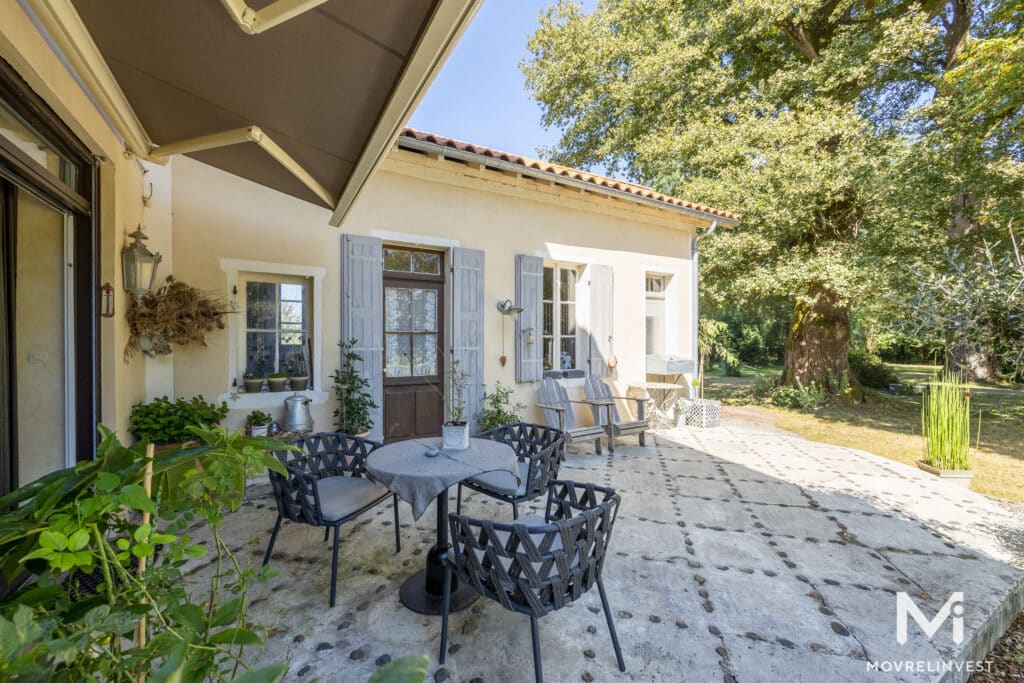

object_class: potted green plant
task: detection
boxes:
[243,370,264,394]
[474,381,526,432]
[333,339,377,437]
[247,409,272,437]
[266,371,289,392]
[288,351,309,391]
[918,372,975,488]
[442,360,470,450]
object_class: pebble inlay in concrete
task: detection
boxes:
[186,419,1023,681]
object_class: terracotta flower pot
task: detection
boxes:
[267,377,288,392]
[243,378,263,393]
[289,376,308,391]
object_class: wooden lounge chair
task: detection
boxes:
[537,377,608,454]
[584,375,647,453]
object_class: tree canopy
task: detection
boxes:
[524,0,1024,384]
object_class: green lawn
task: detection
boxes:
[704,363,1024,502]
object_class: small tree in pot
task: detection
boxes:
[442,360,471,450]
[333,339,377,437]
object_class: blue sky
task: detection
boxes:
[409,0,595,160]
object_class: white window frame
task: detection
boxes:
[239,271,313,378]
[645,273,668,357]
[542,262,581,373]
[219,259,327,408]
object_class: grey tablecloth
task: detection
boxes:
[366,437,518,520]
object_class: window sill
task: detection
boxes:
[218,390,330,409]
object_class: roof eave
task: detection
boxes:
[395,135,740,227]
[329,0,482,226]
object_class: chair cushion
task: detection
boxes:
[313,475,388,522]
[467,461,530,497]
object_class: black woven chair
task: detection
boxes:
[441,480,625,682]
[263,432,400,607]
[456,423,565,520]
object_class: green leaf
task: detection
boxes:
[131,542,155,559]
[134,522,152,543]
[151,533,177,544]
[173,603,206,634]
[210,597,243,628]
[120,484,157,514]
[66,528,89,551]
[368,655,430,683]
[39,530,67,551]
[208,627,262,647]
[95,471,120,493]
[229,663,287,683]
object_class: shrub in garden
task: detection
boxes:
[474,382,527,432]
[848,351,899,389]
[129,395,229,445]
[770,382,824,410]
[333,339,378,434]
[0,426,293,681]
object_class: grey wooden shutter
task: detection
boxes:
[451,248,485,434]
[515,254,543,382]
[340,234,384,440]
[588,264,614,378]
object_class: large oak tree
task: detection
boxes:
[523,0,1019,385]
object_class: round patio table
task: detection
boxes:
[366,437,518,615]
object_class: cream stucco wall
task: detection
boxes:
[169,150,702,432]
[1,3,149,442]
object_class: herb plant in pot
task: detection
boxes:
[288,352,309,391]
[266,372,289,392]
[333,338,377,438]
[243,370,264,394]
[247,409,272,436]
[442,360,470,451]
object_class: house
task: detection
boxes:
[0,0,738,492]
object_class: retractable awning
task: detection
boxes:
[27,0,479,224]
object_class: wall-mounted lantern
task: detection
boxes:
[100,282,115,318]
[121,226,162,297]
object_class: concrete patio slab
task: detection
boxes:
[190,418,1024,682]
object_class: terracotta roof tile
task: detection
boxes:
[398,128,740,222]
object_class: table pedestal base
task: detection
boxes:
[400,568,477,615]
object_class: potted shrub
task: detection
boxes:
[247,409,272,436]
[333,338,377,437]
[288,351,309,391]
[918,372,975,488]
[128,395,229,448]
[266,372,289,392]
[474,381,526,432]
[442,360,470,450]
[243,370,264,394]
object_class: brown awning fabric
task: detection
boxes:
[71,0,445,207]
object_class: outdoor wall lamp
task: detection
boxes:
[121,226,162,297]
[497,300,524,366]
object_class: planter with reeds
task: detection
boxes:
[917,373,975,488]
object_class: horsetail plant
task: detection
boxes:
[921,373,973,471]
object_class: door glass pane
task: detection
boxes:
[384,248,411,272]
[560,303,576,335]
[543,301,553,336]
[0,100,79,190]
[413,334,438,376]
[543,338,554,371]
[412,252,440,275]
[559,338,576,370]
[15,190,69,484]
[543,267,553,300]
[385,288,412,331]
[386,333,412,377]
[559,268,576,302]
[412,289,437,332]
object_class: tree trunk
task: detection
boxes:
[782,285,851,387]
[947,342,1002,383]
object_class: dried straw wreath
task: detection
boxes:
[125,276,229,360]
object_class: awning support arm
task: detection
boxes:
[218,0,328,35]
[150,126,335,207]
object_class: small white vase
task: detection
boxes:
[442,422,470,451]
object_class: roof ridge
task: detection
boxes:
[398,127,740,222]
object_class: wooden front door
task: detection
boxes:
[382,247,445,442]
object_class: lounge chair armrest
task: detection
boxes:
[536,403,567,412]
[573,399,613,405]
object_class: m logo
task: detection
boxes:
[896,592,964,645]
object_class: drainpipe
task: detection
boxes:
[691,221,717,397]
